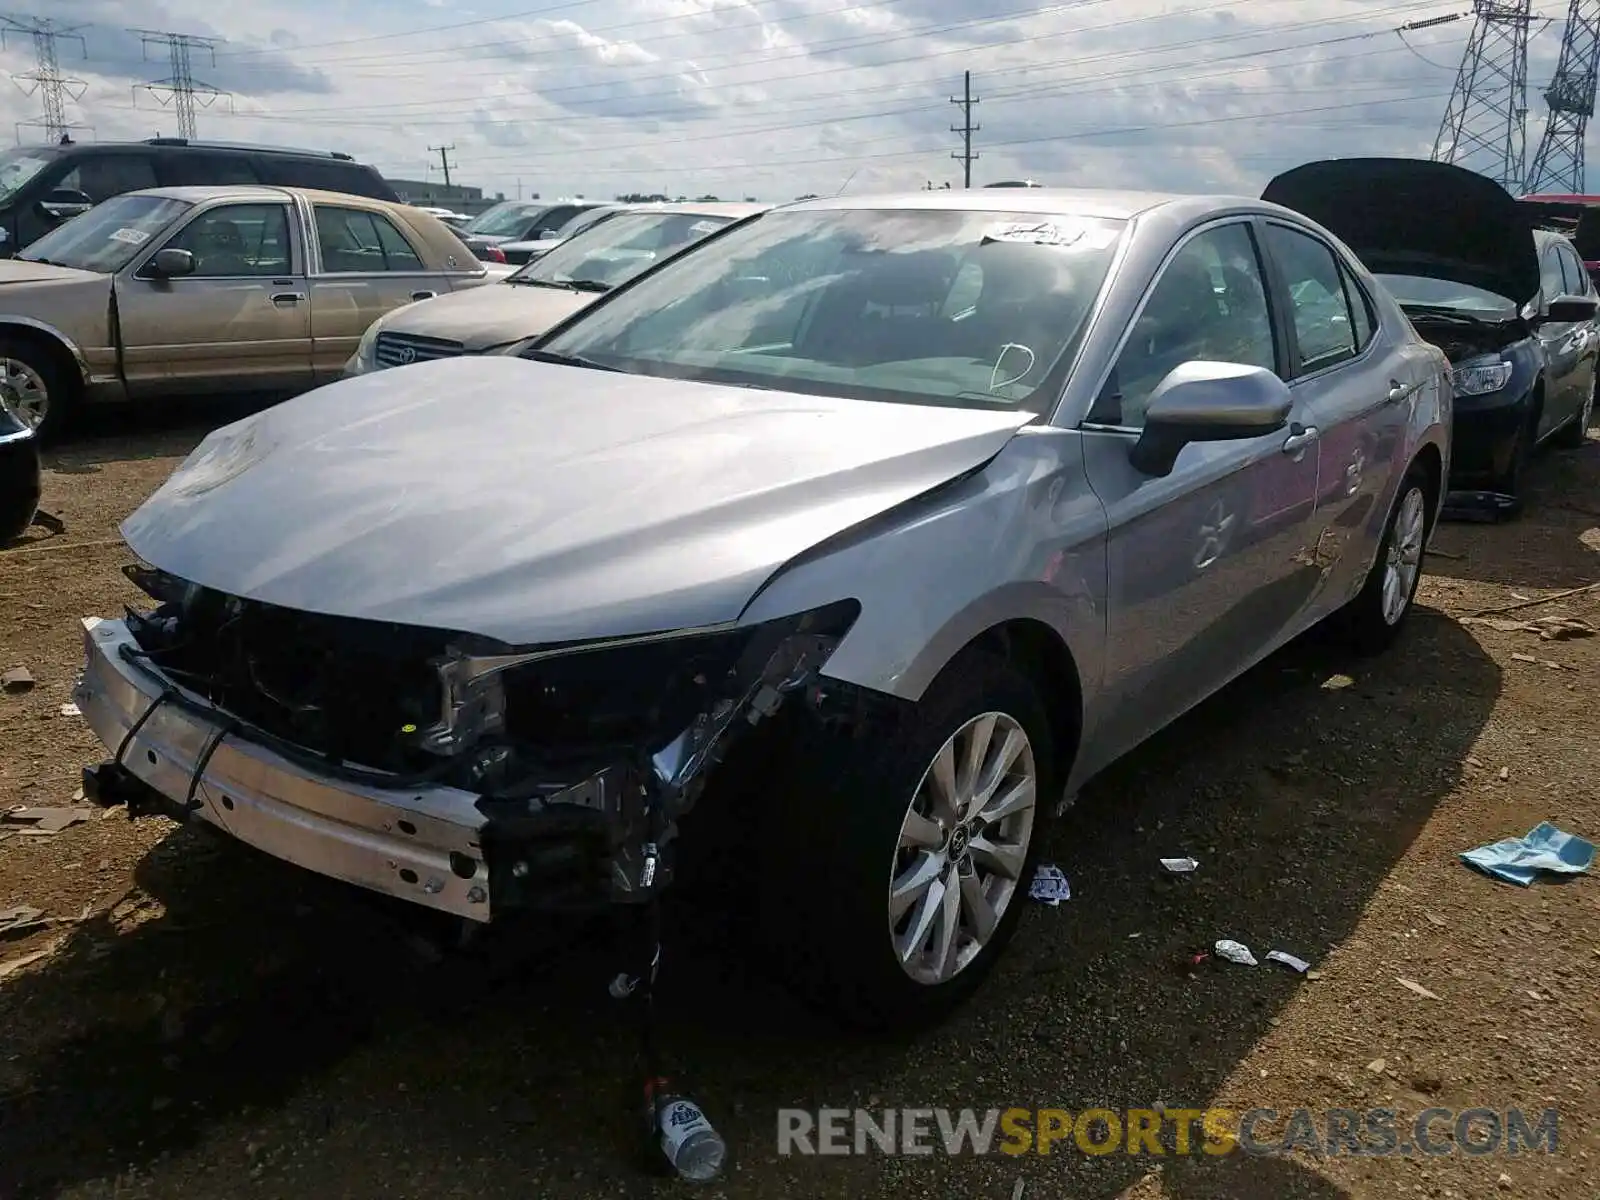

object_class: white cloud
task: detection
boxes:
[0,0,1588,202]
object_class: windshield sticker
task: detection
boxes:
[689,220,721,234]
[982,220,1118,250]
[108,227,152,246]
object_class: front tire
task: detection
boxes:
[0,338,75,443]
[758,650,1057,1029]
[1334,465,1431,656]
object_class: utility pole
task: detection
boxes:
[950,70,980,188]
[1525,0,1600,193]
[1432,1,1535,191]
[130,29,229,140]
[1,16,91,144]
[430,144,456,188]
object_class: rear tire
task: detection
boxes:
[1553,371,1595,449]
[1333,464,1431,656]
[757,650,1057,1029]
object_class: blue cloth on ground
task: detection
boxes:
[1460,822,1595,886]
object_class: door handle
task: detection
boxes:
[411,290,436,301]
[1282,424,1319,456]
[1387,379,1413,403]
[271,292,304,306]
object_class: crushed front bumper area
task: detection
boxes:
[75,617,496,920]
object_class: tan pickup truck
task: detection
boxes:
[0,185,496,437]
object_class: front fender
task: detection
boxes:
[737,430,1107,706]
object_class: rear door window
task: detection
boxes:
[314,205,426,272]
[1263,223,1359,373]
[156,152,260,187]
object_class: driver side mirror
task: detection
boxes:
[1545,294,1598,323]
[1128,361,1293,477]
[146,248,196,279]
[38,187,93,221]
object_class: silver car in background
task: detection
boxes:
[76,188,1450,1028]
[344,202,766,375]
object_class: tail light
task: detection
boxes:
[482,245,507,264]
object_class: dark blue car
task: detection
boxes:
[1265,157,1599,507]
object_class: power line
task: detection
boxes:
[0,15,91,144]
[1432,1,1535,190]
[950,69,980,187]
[429,143,456,187]
[129,29,231,139]
[1524,0,1600,192]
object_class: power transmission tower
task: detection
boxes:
[1432,1,1536,191]
[430,144,456,188]
[130,29,229,140]
[1525,0,1600,192]
[950,70,979,189]
[0,16,91,144]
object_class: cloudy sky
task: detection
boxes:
[0,0,1585,202]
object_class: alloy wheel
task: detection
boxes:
[1381,486,1427,626]
[888,711,1038,986]
[0,359,48,431]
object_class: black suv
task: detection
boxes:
[0,138,400,257]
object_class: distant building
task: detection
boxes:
[385,177,506,215]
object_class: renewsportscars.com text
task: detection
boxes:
[777,1106,1559,1158]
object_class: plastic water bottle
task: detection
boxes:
[656,1093,726,1182]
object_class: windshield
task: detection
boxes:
[18,194,191,273]
[546,207,617,239]
[536,207,1126,410]
[510,211,738,289]
[463,202,549,237]
[0,147,58,204]
[1377,273,1520,317]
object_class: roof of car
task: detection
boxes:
[780,188,1203,220]
[124,184,414,210]
[617,201,771,219]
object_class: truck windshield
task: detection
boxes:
[17,194,192,273]
[0,148,58,204]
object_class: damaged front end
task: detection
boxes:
[78,562,858,918]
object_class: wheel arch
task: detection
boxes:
[921,615,1086,786]
[0,318,90,390]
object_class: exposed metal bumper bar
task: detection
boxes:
[72,617,493,921]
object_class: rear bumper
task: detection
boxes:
[73,617,495,921]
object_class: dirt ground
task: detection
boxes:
[1,401,1597,1200]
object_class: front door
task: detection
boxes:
[305,202,454,379]
[114,200,313,396]
[1079,219,1321,769]
[1536,241,1584,437]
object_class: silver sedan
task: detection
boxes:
[76,187,1450,1027]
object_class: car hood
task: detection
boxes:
[377,283,594,350]
[1262,157,1539,303]
[0,257,103,286]
[120,357,1033,646]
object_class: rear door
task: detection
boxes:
[1257,220,1410,611]
[305,200,456,379]
[114,199,313,395]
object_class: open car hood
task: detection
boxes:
[120,356,1033,647]
[1262,157,1539,303]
